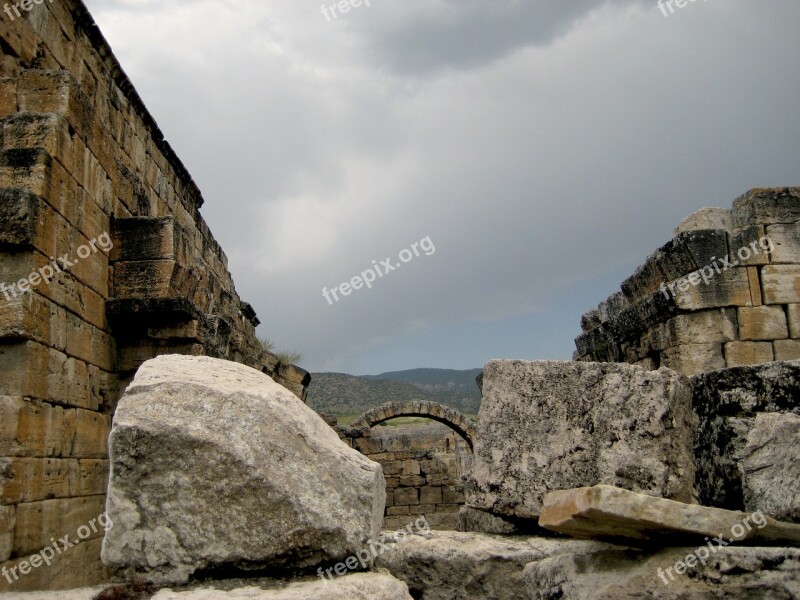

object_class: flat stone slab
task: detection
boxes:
[539,485,800,545]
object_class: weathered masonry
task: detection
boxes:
[0,0,308,591]
[575,188,800,376]
[338,401,476,530]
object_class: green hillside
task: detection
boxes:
[307,368,483,417]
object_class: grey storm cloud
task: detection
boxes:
[83,0,800,373]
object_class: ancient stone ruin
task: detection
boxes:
[1,1,799,598]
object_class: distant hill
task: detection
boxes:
[307,368,482,418]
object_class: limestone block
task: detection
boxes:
[674,207,733,235]
[788,304,800,337]
[0,457,76,504]
[725,341,774,367]
[0,396,75,458]
[102,355,385,585]
[761,265,800,304]
[394,488,419,506]
[523,541,800,599]
[774,339,800,361]
[13,495,107,556]
[664,310,737,346]
[729,225,771,266]
[465,361,696,519]
[740,413,800,523]
[0,505,14,562]
[111,259,176,299]
[660,343,725,377]
[732,187,800,228]
[671,267,753,310]
[738,305,788,341]
[148,573,414,600]
[765,223,800,264]
[692,361,800,509]
[420,487,443,505]
[539,485,800,544]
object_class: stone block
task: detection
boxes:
[540,485,800,544]
[402,460,420,476]
[692,361,800,510]
[387,506,409,516]
[443,488,465,504]
[72,409,111,459]
[738,305,788,341]
[761,265,800,305]
[740,413,800,523]
[788,304,800,338]
[765,223,800,264]
[13,495,107,556]
[671,267,753,310]
[664,310,737,346]
[0,505,14,562]
[420,486,443,505]
[398,475,425,488]
[729,225,771,266]
[0,457,75,504]
[103,355,384,585]
[732,187,800,228]
[774,339,800,361]
[674,207,733,235]
[394,488,419,506]
[725,341,774,367]
[660,343,725,377]
[0,396,75,458]
[465,361,696,519]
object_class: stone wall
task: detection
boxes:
[0,1,308,591]
[337,422,472,530]
[575,188,800,376]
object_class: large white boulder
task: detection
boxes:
[101,355,385,584]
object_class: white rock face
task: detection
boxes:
[740,412,800,523]
[465,360,696,519]
[149,572,412,600]
[101,355,385,584]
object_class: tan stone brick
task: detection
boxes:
[785,304,800,339]
[774,339,800,361]
[72,409,110,459]
[386,506,409,516]
[672,267,753,309]
[420,486,443,505]
[399,475,425,488]
[738,306,788,341]
[0,505,14,562]
[0,78,17,118]
[393,488,419,506]
[442,488,465,504]
[402,460,420,476]
[665,310,737,346]
[0,342,48,400]
[0,396,76,458]
[725,341,774,367]
[747,266,763,307]
[766,223,800,263]
[12,495,106,556]
[660,343,725,377]
[75,460,108,497]
[383,517,401,530]
[761,265,800,304]
[0,458,75,505]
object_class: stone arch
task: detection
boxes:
[351,400,477,450]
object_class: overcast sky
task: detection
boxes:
[83,0,800,375]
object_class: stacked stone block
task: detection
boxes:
[338,422,471,530]
[575,188,800,376]
[0,1,307,591]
